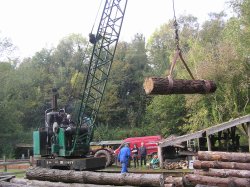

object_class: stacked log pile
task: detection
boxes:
[183,151,250,187]
[164,160,188,170]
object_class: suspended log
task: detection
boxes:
[10,178,123,187]
[143,77,216,95]
[198,151,250,163]
[193,160,250,170]
[183,174,250,187]
[194,168,250,178]
[26,167,164,187]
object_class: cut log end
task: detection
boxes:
[143,77,154,94]
[143,77,217,95]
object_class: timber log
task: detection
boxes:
[198,151,250,163]
[194,168,250,178]
[184,174,250,187]
[143,77,216,95]
[193,160,250,170]
[26,167,164,187]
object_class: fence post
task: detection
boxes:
[3,155,7,172]
[29,156,33,166]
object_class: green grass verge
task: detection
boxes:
[0,169,26,178]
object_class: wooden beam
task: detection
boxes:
[157,146,163,169]
[206,134,211,151]
[241,123,248,135]
[248,122,250,152]
[197,138,200,151]
[206,115,250,136]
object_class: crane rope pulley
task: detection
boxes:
[89,0,104,44]
[168,0,195,81]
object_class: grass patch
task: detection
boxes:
[0,169,26,178]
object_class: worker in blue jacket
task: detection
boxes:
[118,143,131,173]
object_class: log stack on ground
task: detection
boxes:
[26,167,164,187]
[183,151,250,187]
[164,160,188,170]
[143,77,216,95]
[24,167,189,187]
[0,178,126,187]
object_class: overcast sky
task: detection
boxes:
[0,0,230,59]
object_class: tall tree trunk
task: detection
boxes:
[143,77,216,95]
[26,167,164,187]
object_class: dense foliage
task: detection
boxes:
[0,0,249,157]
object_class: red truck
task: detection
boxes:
[114,135,162,157]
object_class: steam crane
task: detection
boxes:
[33,0,128,170]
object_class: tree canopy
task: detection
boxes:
[0,0,249,157]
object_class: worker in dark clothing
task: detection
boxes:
[139,142,147,166]
[131,144,139,168]
[118,143,131,173]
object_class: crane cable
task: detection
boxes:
[64,0,104,112]
[168,0,195,80]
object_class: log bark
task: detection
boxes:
[0,181,28,187]
[184,174,250,187]
[10,178,127,187]
[143,77,216,95]
[164,176,183,187]
[194,168,250,178]
[164,184,174,187]
[26,167,164,187]
[193,160,250,170]
[198,151,250,163]
[195,185,217,187]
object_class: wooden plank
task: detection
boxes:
[206,115,250,135]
